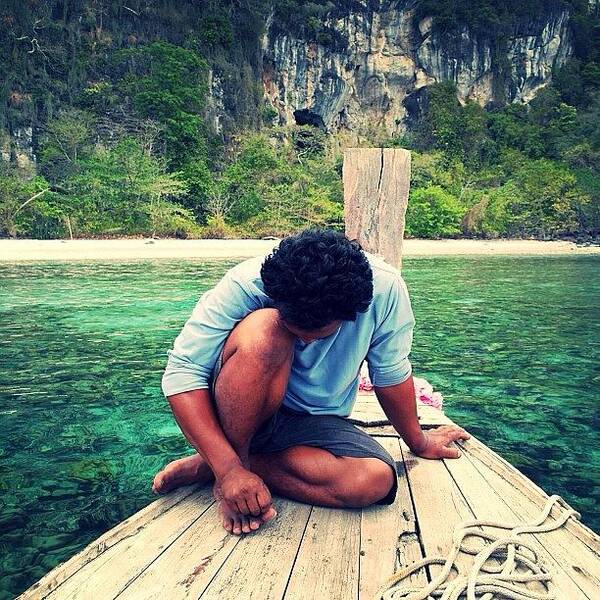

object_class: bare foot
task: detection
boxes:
[152,453,213,494]
[213,484,278,535]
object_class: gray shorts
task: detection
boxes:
[211,352,398,505]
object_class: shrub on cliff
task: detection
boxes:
[406,186,465,238]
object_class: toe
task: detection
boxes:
[240,516,251,534]
[260,506,277,523]
[222,517,233,533]
[249,516,261,531]
[152,473,164,494]
[232,518,242,535]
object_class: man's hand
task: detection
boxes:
[166,390,277,534]
[375,379,471,461]
[216,463,274,518]
[413,425,470,459]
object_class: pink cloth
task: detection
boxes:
[358,366,443,410]
[413,376,444,410]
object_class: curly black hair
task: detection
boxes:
[260,228,373,330]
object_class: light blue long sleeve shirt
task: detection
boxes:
[161,251,415,416]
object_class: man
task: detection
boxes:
[153,228,469,535]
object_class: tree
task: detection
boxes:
[461,183,520,238]
[417,82,463,159]
[0,165,62,238]
[509,160,589,237]
[66,138,193,236]
[114,42,209,168]
[405,186,465,238]
[218,135,278,222]
[39,108,95,182]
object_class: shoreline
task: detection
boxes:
[0,238,598,262]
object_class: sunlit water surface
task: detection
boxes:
[1,256,598,598]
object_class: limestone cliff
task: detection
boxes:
[258,1,572,136]
[0,0,575,165]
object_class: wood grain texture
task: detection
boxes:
[462,436,600,552]
[399,440,475,579]
[44,488,214,600]
[283,506,361,600]
[343,147,411,268]
[199,500,311,600]
[359,437,426,600]
[116,502,239,600]
[18,484,204,600]
[455,438,599,599]
[349,396,453,428]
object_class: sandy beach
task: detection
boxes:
[0,238,598,262]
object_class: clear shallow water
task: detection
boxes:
[0,256,598,598]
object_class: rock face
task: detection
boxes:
[260,1,572,136]
[1,127,35,169]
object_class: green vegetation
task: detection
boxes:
[396,0,599,239]
[397,81,597,238]
[0,1,598,239]
[405,186,465,238]
[113,41,209,168]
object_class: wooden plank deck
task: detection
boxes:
[19,396,600,600]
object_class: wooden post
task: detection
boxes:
[343,148,411,268]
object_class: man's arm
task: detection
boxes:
[367,273,469,458]
[167,389,272,516]
[375,376,470,459]
[161,263,273,516]
[167,389,242,477]
[374,376,426,452]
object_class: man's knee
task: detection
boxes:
[223,308,295,370]
[332,458,395,508]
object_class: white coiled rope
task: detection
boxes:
[374,495,580,600]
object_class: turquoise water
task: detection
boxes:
[1,256,598,598]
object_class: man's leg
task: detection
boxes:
[251,447,395,508]
[153,307,394,530]
[154,445,394,512]
[210,309,298,533]
[212,309,295,464]
[154,308,296,533]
